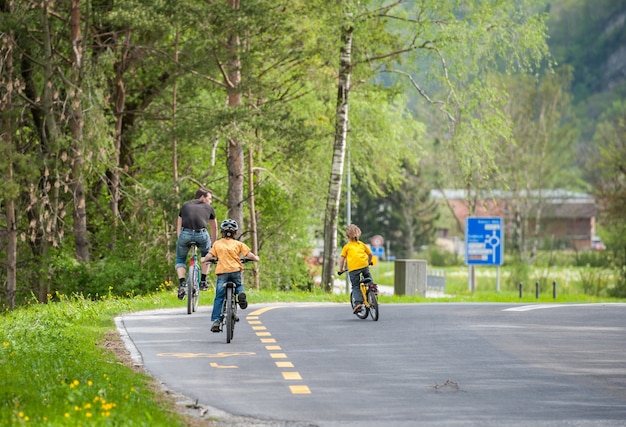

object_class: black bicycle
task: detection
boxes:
[338,270,379,321]
[209,258,251,343]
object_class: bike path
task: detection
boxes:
[117,302,626,426]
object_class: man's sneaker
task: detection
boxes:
[177,285,186,300]
[211,320,221,333]
[237,292,248,309]
[199,281,208,291]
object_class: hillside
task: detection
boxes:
[547,0,626,140]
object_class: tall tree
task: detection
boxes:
[322,8,353,291]
[589,102,626,296]
[69,0,89,261]
[499,67,580,261]
[0,0,18,308]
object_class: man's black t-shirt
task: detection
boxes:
[179,200,216,230]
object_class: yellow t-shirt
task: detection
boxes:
[341,240,372,271]
[209,238,252,274]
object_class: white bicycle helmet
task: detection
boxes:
[220,219,238,231]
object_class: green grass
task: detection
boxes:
[2,272,624,426]
[0,291,187,427]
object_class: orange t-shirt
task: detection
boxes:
[209,238,252,274]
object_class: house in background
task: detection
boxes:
[431,190,598,252]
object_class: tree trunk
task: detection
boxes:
[225,0,244,230]
[109,28,131,229]
[1,5,17,308]
[69,0,89,262]
[321,14,353,291]
[247,149,260,289]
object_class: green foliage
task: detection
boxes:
[505,261,531,291]
[417,247,463,268]
[578,266,612,297]
[49,254,170,299]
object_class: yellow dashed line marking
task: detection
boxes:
[289,385,311,394]
[282,372,302,380]
[275,361,294,368]
[253,306,311,395]
[249,307,281,316]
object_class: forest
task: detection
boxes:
[1,0,626,309]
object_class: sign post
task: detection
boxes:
[465,217,504,291]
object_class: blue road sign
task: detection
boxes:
[371,246,385,258]
[465,217,503,266]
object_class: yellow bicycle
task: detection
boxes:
[338,270,379,321]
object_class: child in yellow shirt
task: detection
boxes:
[338,224,373,313]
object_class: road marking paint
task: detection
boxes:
[276,361,294,368]
[289,385,311,394]
[157,352,255,358]
[282,372,302,380]
[249,306,283,316]
[504,303,626,312]
[210,362,238,369]
[252,306,312,395]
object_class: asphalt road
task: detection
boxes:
[117,302,626,426]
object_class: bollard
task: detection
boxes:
[553,280,556,299]
[535,281,539,299]
[519,282,523,298]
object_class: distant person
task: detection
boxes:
[338,224,374,313]
[206,219,259,332]
[175,188,218,299]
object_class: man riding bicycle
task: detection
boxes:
[175,188,218,299]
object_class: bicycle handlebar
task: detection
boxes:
[337,262,373,276]
[207,258,254,264]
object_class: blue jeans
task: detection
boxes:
[349,267,372,305]
[175,229,211,270]
[211,271,244,321]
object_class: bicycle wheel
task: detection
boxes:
[191,264,200,312]
[225,285,234,343]
[367,290,379,321]
[352,290,369,320]
[187,263,196,315]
